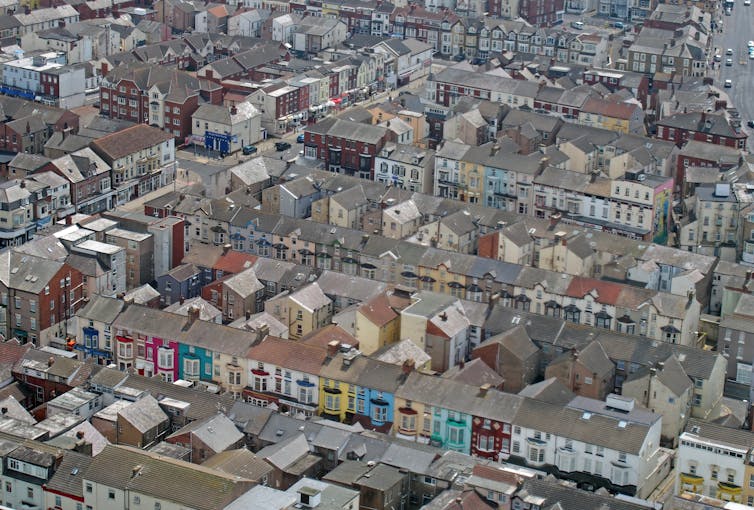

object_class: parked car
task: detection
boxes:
[242,145,257,155]
[726,58,733,66]
[571,20,584,29]
[275,141,291,151]
[747,120,754,128]
[727,48,734,55]
[613,21,624,28]
[725,79,732,88]
[296,134,305,143]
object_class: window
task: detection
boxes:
[372,405,387,422]
[478,434,494,451]
[448,426,465,445]
[109,489,116,500]
[27,487,33,499]
[528,445,545,463]
[158,348,173,369]
[184,358,199,378]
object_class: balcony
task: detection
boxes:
[493,189,516,199]
[679,472,703,494]
[717,481,742,500]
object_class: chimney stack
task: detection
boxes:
[187,305,200,326]
[223,243,231,255]
[254,324,269,344]
[479,383,491,396]
[439,312,448,321]
[401,358,415,375]
[327,340,340,358]
[230,105,237,115]
[549,212,562,229]
[47,357,55,367]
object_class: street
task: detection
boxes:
[717,2,754,124]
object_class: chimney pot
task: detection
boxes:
[402,358,415,375]
[327,340,340,357]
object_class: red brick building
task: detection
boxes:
[518,0,564,27]
[656,111,747,150]
[0,252,84,347]
[303,118,388,179]
[99,63,221,140]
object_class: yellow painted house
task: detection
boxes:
[354,292,401,355]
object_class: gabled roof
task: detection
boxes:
[91,124,174,162]
[168,413,243,453]
[83,445,253,510]
[118,395,168,433]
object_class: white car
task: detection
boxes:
[725,79,733,88]
[749,40,754,47]
[746,0,751,6]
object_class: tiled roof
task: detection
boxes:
[246,336,328,375]
[91,124,174,162]
[83,445,253,510]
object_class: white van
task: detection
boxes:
[571,20,584,29]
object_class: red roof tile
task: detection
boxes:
[565,276,622,305]
[246,336,328,375]
[300,325,358,350]
[213,251,257,275]
[358,292,398,327]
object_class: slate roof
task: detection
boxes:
[83,445,253,510]
[118,395,168,433]
[168,413,243,453]
[201,448,271,481]
[44,451,92,499]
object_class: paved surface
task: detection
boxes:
[717,2,754,124]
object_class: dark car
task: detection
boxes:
[242,145,257,155]
[275,141,291,151]
[296,134,305,143]
[453,54,465,62]
[748,120,754,128]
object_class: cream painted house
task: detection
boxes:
[266,282,333,340]
[191,101,263,154]
[622,354,692,448]
[381,200,422,240]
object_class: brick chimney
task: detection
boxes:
[187,305,200,327]
[327,340,340,358]
[402,358,415,375]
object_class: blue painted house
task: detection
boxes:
[74,295,124,364]
[318,349,406,433]
[176,341,215,382]
[155,263,202,306]
[394,371,474,454]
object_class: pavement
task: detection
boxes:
[716,2,754,125]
